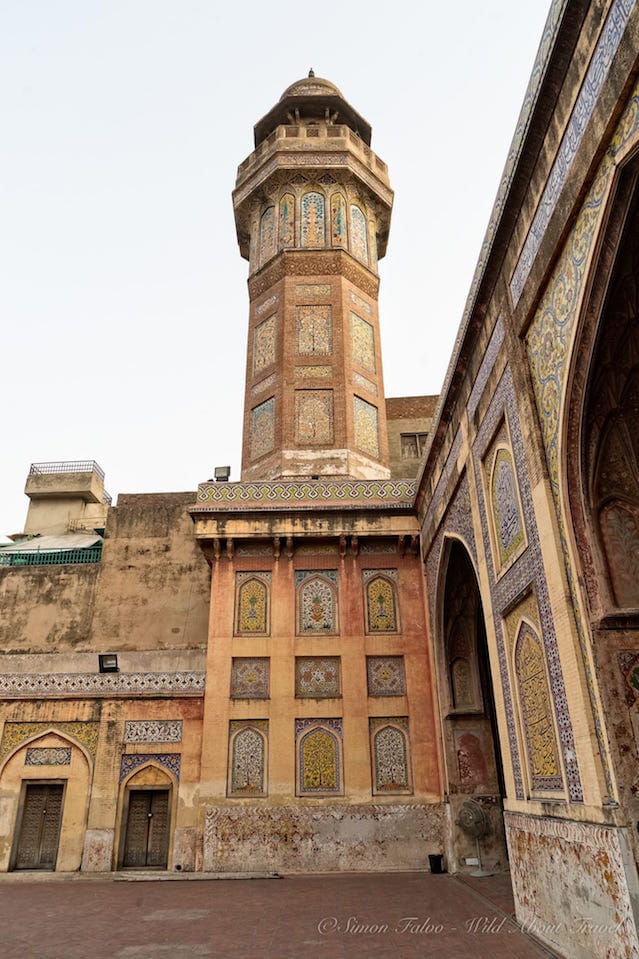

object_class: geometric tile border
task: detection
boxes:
[0,672,205,698]
[119,752,181,783]
[193,479,416,511]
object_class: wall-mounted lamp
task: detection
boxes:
[99,653,119,673]
[214,466,231,482]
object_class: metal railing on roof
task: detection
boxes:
[29,461,106,482]
[0,546,103,568]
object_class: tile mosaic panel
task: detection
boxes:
[251,372,276,397]
[300,191,326,246]
[0,673,205,699]
[366,656,405,696]
[295,657,340,698]
[471,369,581,800]
[295,365,332,379]
[351,313,375,372]
[491,448,525,568]
[1,722,100,761]
[255,294,278,317]
[296,570,338,634]
[468,316,505,418]
[348,290,372,315]
[250,398,275,460]
[25,747,71,766]
[195,479,416,510]
[360,540,397,554]
[120,752,181,782]
[279,193,295,248]
[235,572,270,635]
[259,206,276,265]
[364,570,399,633]
[514,622,563,791]
[370,717,411,794]
[294,389,334,444]
[353,371,377,396]
[350,203,368,263]
[231,658,270,699]
[229,720,267,796]
[331,192,347,247]
[253,314,277,375]
[124,720,183,744]
[510,0,636,304]
[296,719,342,794]
[295,283,331,297]
[296,305,332,355]
[353,396,379,458]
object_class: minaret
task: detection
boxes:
[233,73,393,482]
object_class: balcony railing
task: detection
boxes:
[0,546,103,568]
[29,461,106,482]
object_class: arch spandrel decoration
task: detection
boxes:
[370,718,412,795]
[513,621,563,794]
[228,721,268,797]
[296,719,343,795]
[301,191,326,247]
[363,569,399,633]
[296,570,338,634]
[235,572,271,636]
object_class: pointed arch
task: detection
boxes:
[258,205,276,265]
[296,570,338,634]
[350,202,368,263]
[300,191,326,246]
[235,573,270,635]
[297,721,343,795]
[370,719,412,794]
[364,570,399,633]
[228,721,268,797]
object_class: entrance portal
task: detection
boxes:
[122,789,170,868]
[13,782,64,871]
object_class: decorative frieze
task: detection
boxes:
[194,479,416,511]
[124,720,183,744]
[25,747,71,766]
[0,672,205,699]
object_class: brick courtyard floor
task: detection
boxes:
[0,871,561,959]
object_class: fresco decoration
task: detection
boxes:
[366,656,405,696]
[370,718,412,794]
[295,657,341,698]
[351,313,375,372]
[279,193,295,248]
[364,570,399,633]
[354,396,379,458]
[296,305,333,355]
[350,203,368,263]
[331,192,347,247]
[250,398,275,460]
[253,314,277,376]
[514,622,563,791]
[301,191,326,247]
[490,448,525,568]
[229,721,267,797]
[295,390,334,444]
[297,719,343,794]
[259,206,276,265]
[296,570,338,634]
[235,572,271,636]
[231,658,270,699]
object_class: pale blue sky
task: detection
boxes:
[1,0,552,537]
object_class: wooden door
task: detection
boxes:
[122,789,170,868]
[14,783,64,870]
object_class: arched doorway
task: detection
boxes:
[439,538,507,872]
[565,157,639,864]
[117,764,174,870]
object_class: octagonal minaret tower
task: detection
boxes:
[234,73,394,482]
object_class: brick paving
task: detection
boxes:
[0,872,561,959]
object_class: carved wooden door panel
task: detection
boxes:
[14,783,64,870]
[123,790,169,868]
